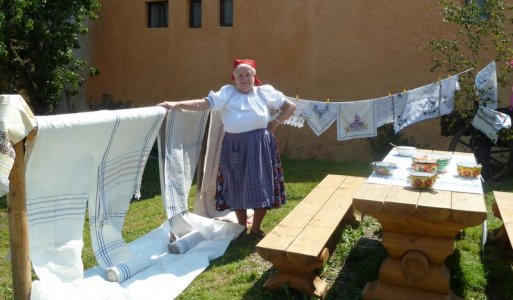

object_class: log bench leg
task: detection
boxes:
[489,202,511,246]
[262,248,330,298]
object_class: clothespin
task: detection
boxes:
[448,74,451,78]
[388,92,392,96]
[403,89,406,93]
[296,95,299,100]
[326,98,330,103]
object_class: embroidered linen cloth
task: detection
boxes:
[337,99,377,141]
[25,109,121,283]
[306,100,338,136]
[0,94,36,196]
[440,75,459,116]
[367,149,483,194]
[475,61,497,109]
[393,82,441,133]
[471,106,512,144]
[283,97,310,128]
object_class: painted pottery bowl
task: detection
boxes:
[396,146,418,157]
[408,172,438,188]
[411,158,438,173]
[370,161,397,175]
[456,162,482,178]
[412,154,452,173]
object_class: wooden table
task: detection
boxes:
[352,150,487,300]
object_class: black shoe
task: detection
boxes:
[249,229,266,241]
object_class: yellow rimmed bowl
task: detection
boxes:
[370,161,397,175]
[408,172,438,188]
[456,162,482,178]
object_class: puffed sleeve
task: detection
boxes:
[205,85,237,111]
[257,85,286,110]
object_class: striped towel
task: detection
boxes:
[168,230,204,254]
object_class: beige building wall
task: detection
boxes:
[84,0,507,162]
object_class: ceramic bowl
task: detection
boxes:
[411,158,438,173]
[456,162,482,178]
[370,161,397,175]
[396,146,418,157]
[408,172,438,188]
[411,154,452,173]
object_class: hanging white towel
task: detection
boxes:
[471,106,512,144]
[440,75,459,116]
[306,100,338,136]
[0,94,35,196]
[168,230,204,254]
[393,82,441,133]
[337,99,377,141]
[283,97,310,128]
[26,110,120,283]
[475,61,497,109]
[89,107,166,269]
[158,109,209,219]
[374,95,394,127]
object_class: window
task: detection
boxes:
[220,0,233,27]
[189,0,202,28]
[147,1,168,28]
[465,0,488,20]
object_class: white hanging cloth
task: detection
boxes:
[471,106,512,144]
[393,82,441,133]
[306,100,338,136]
[440,75,459,116]
[374,95,394,127]
[0,94,36,196]
[337,99,377,141]
[475,61,497,109]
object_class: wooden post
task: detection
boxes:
[7,141,31,300]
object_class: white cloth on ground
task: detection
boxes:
[475,61,497,109]
[168,230,204,254]
[393,82,441,133]
[0,94,36,196]
[471,106,512,144]
[337,99,377,141]
[306,100,338,136]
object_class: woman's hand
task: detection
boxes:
[268,119,281,132]
[158,101,176,110]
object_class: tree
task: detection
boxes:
[427,0,513,135]
[0,0,101,115]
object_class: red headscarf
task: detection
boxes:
[231,58,262,86]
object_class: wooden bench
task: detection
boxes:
[490,191,513,248]
[256,174,366,298]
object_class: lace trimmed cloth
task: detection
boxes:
[0,94,36,197]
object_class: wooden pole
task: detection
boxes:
[7,140,31,300]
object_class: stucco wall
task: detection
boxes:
[84,0,508,162]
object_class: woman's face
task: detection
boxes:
[233,67,255,93]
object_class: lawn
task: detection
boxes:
[1,155,513,299]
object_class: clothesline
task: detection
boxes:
[279,65,504,142]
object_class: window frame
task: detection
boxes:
[189,0,202,28]
[147,1,168,28]
[220,0,233,27]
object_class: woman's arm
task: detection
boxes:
[268,99,296,132]
[158,98,210,111]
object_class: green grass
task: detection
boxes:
[1,156,513,299]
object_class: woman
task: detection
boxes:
[159,59,296,240]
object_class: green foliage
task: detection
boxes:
[0,0,101,115]
[427,0,513,137]
[88,93,134,111]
